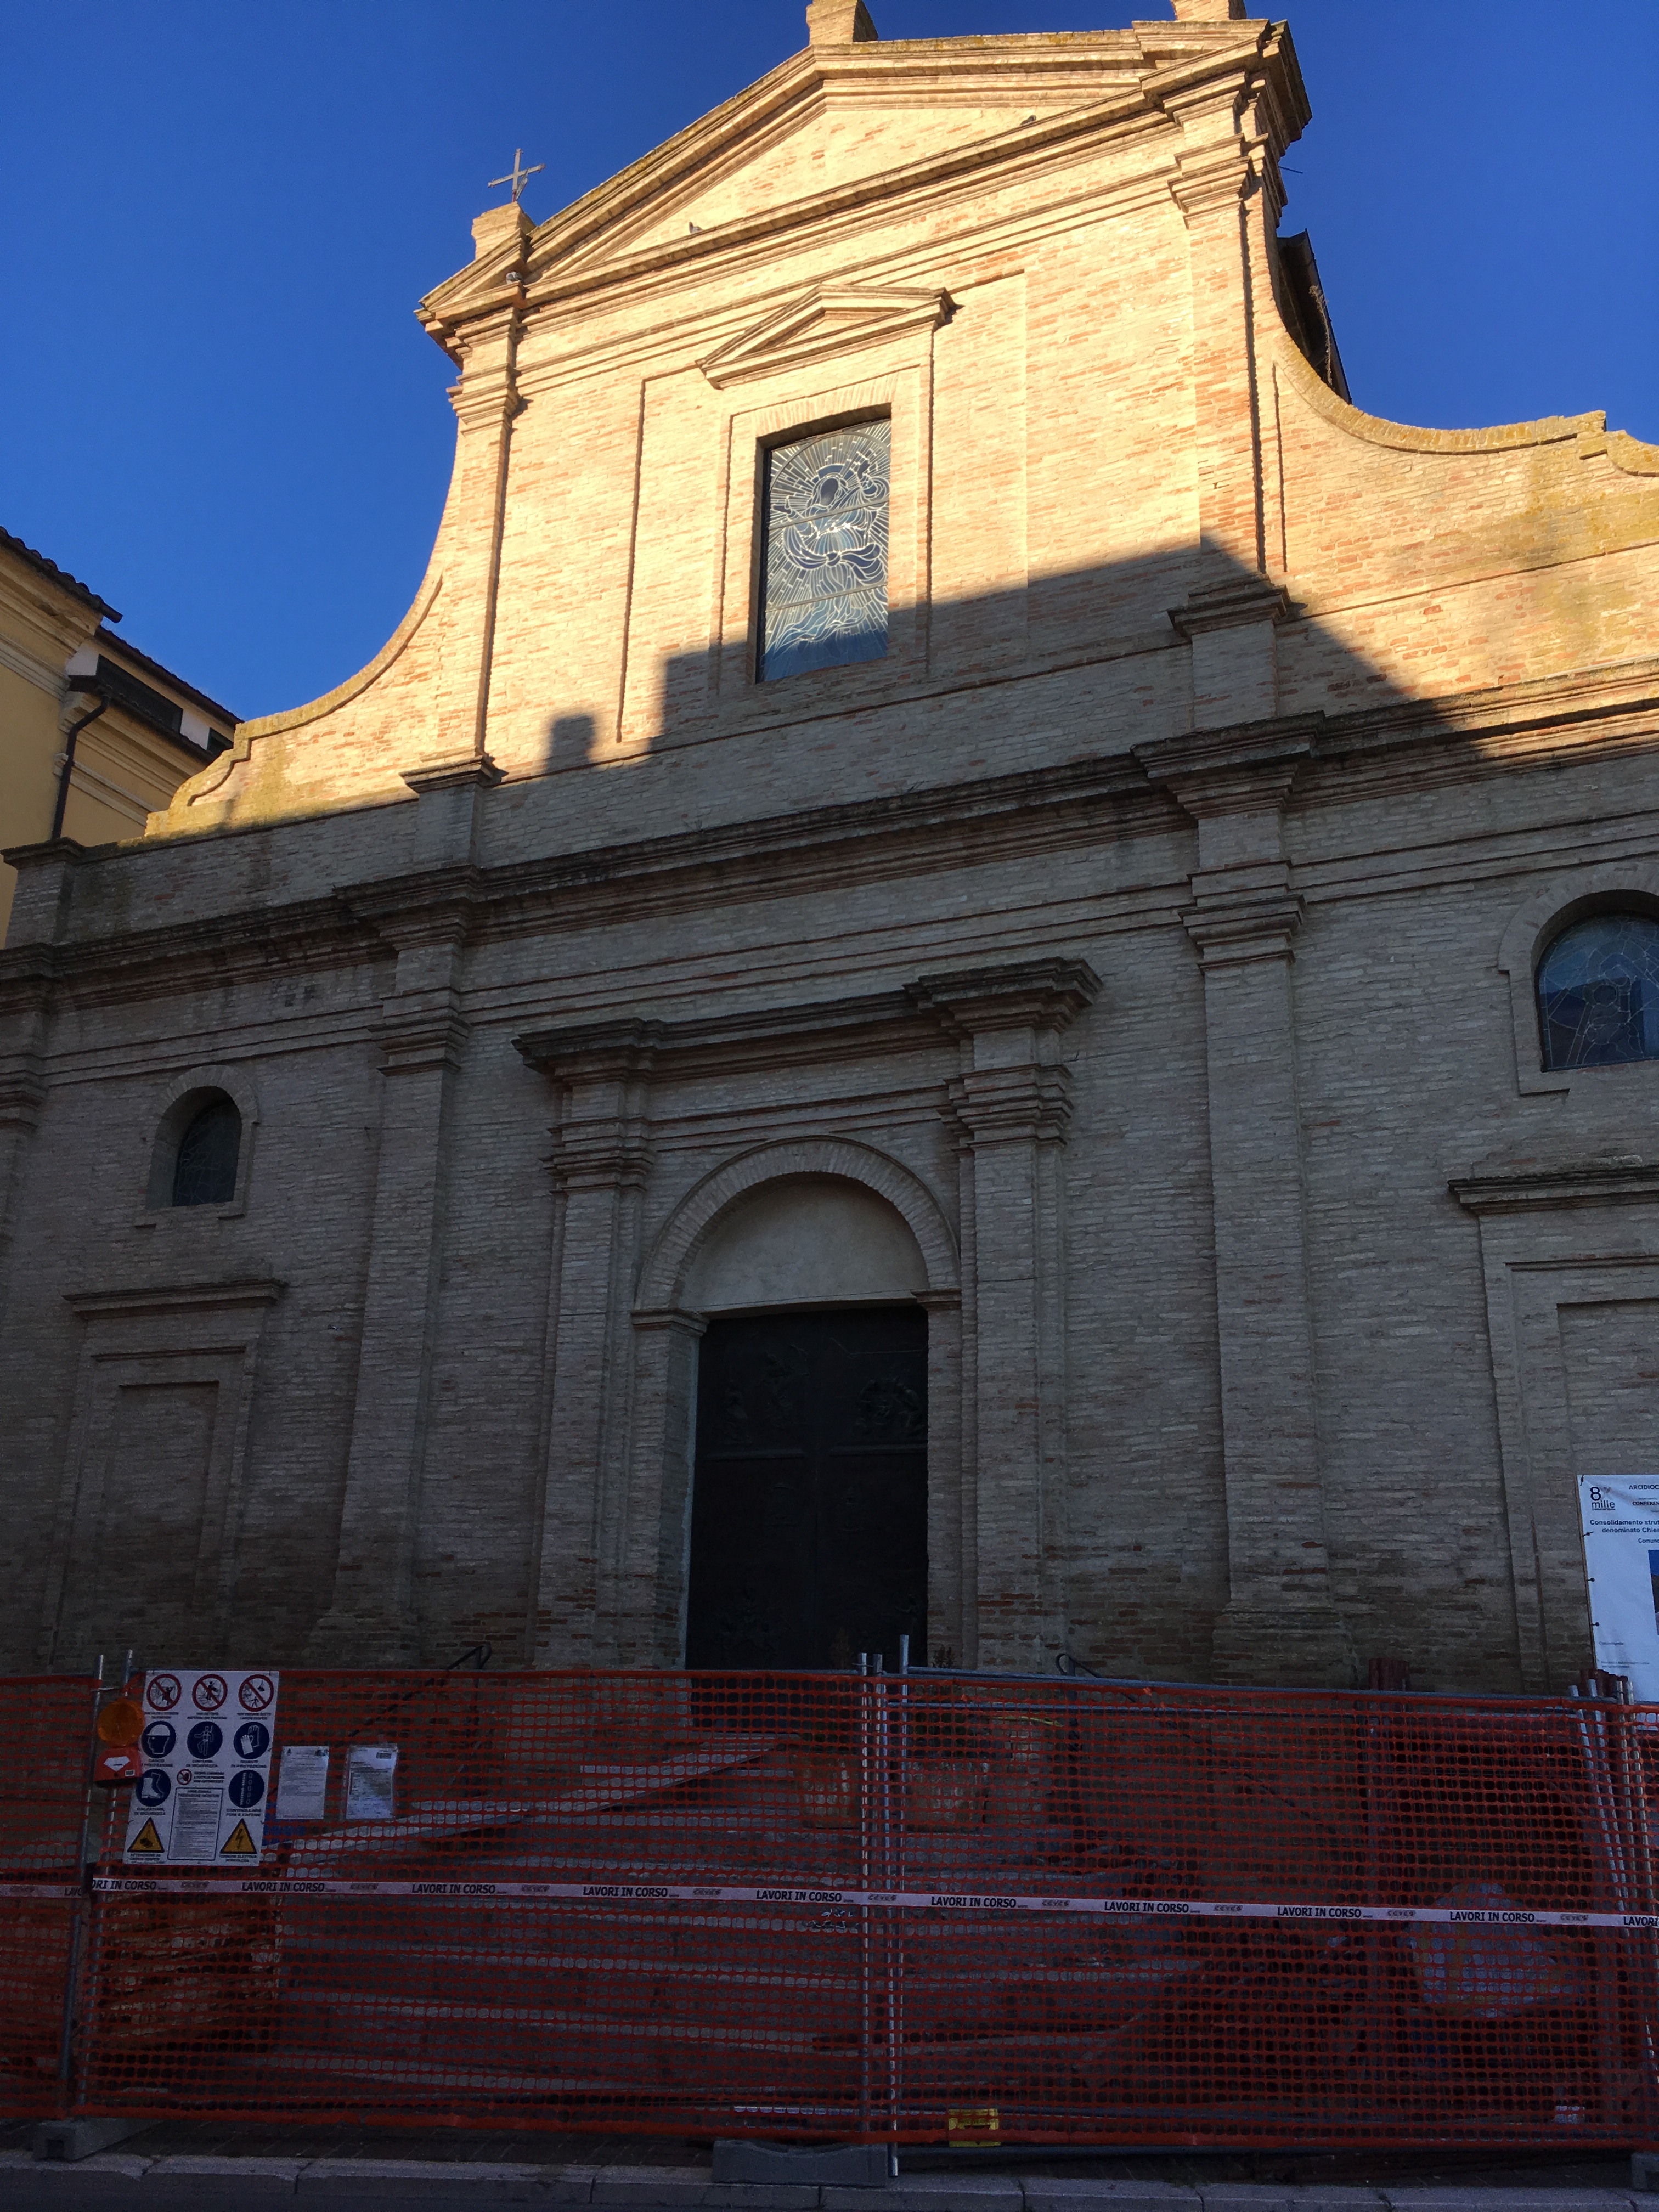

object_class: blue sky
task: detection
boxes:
[2,1,1655,719]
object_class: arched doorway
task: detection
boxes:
[680,1176,929,1669]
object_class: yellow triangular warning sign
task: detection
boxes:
[219,1819,257,1858]
[128,1818,164,1855]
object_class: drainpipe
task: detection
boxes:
[52,674,108,842]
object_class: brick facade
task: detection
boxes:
[3,5,1657,1688]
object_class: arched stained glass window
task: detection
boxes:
[1537,910,1659,1070]
[758,419,889,682]
[171,1094,242,1206]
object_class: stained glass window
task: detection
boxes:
[758,419,890,682]
[1537,910,1659,1070]
[171,1094,241,1206]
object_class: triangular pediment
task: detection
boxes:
[699,284,951,388]
[417,25,1294,349]
[512,35,1155,294]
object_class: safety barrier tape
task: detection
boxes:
[0,1883,78,1900]
[77,1874,1659,1932]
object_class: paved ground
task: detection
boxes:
[2,2122,1656,2212]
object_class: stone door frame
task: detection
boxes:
[631,1137,961,1669]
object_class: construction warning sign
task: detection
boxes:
[123,1668,280,1864]
[1578,1477,1659,1700]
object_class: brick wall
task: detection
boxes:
[2,13,1657,1686]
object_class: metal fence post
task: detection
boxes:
[54,1656,106,2108]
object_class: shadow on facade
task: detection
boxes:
[474,533,1607,1692]
[16,530,1650,1695]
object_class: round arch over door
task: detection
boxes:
[682,1173,929,1671]
[614,1142,963,1671]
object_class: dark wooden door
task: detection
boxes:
[685,1306,927,1670]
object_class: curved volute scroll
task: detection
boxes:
[146,202,537,844]
[145,573,445,837]
[1274,331,1617,461]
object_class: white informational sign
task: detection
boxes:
[345,1744,398,1821]
[1578,1477,1659,1701]
[275,1745,330,1821]
[125,1668,280,1864]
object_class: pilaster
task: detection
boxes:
[1155,27,1302,727]
[912,960,1098,1672]
[915,1285,966,1667]
[1170,574,1293,732]
[517,1023,657,1666]
[1161,71,1269,577]
[1138,722,1354,1685]
[401,752,504,867]
[619,1306,708,1666]
[305,877,477,1664]
[0,955,52,1295]
[1,838,84,950]
[434,205,531,765]
[0,842,81,1318]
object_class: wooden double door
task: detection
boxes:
[685,1306,927,1671]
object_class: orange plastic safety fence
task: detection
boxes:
[0,1675,98,2118]
[55,1670,1659,2147]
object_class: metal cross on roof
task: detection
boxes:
[488,148,544,205]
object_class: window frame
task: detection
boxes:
[710,366,932,719]
[1497,873,1659,1096]
[137,1069,258,1226]
[754,411,894,687]
[168,1093,244,1208]
[1534,907,1659,1074]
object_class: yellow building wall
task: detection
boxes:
[0,547,222,940]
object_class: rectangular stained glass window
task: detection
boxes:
[758,419,890,682]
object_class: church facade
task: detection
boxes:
[4,0,1658,1692]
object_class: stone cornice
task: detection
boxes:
[400,753,504,798]
[0,1068,47,1132]
[631,1305,709,1338]
[473,753,1159,961]
[1181,876,1304,969]
[0,629,66,698]
[509,89,1169,331]
[904,958,1100,1036]
[64,1277,285,1319]
[946,1063,1075,1146]
[1165,138,1252,225]
[1136,715,1322,815]
[551,1116,653,1194]
[698,284,952,388]
[1299,660,1659,776]
[515,959,1097,1086]
[12,664,1659,1019]
[1,836,89,871]
[521,1017,666,1083]
[379,1007,470,1077]
[517,989,937,1085]
[0,893,387,1014]
[343,869,483,951]
[0,944,57,1013]
[1450,1159,1659,1216]
[415,27,1301,348]
[447,306,527,433]
[1167,577,1293,640]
